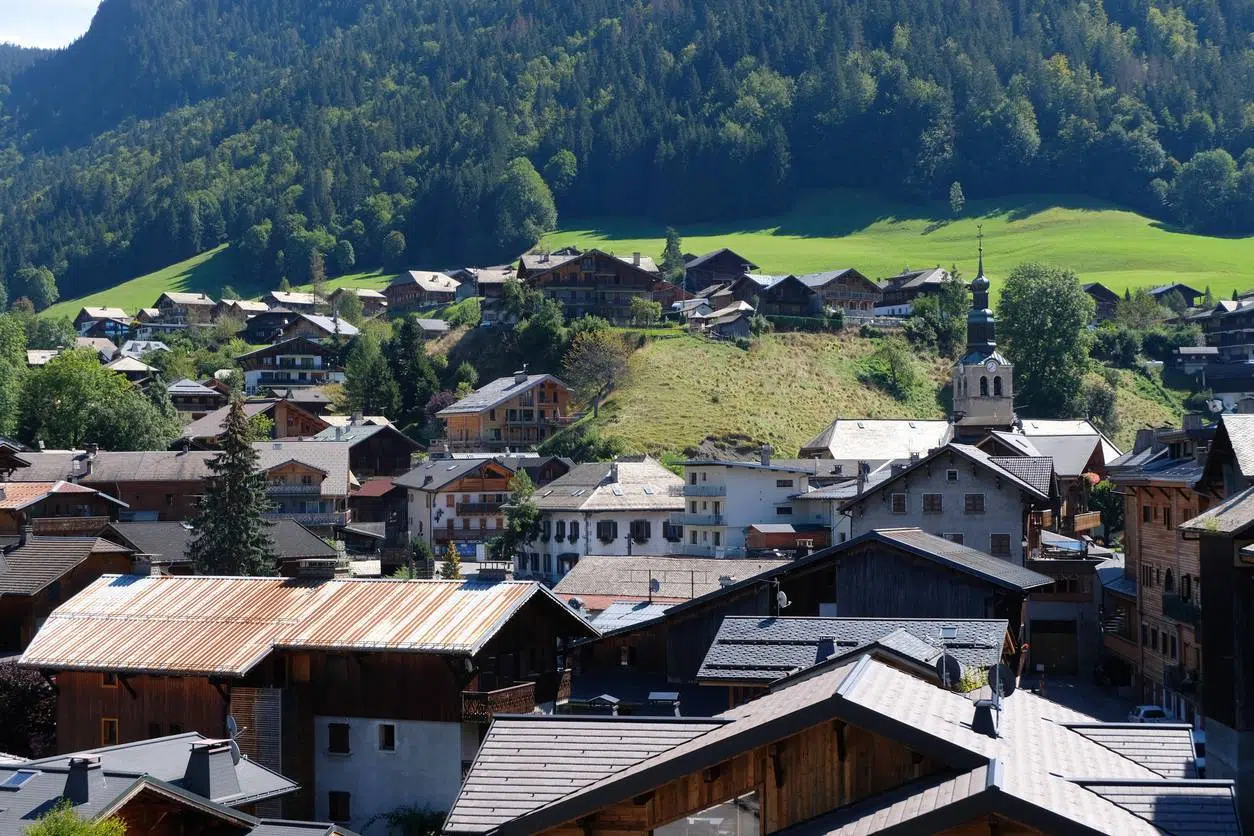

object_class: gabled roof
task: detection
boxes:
[532,457,684,512]
[1207,414,1254,481]
[1082,281,1120,302]
[104,356,156,374]
[1009,434,1103,477]
[235,336,335,362]
[839,443,1051,509]
[450,655,1225,836]
[437,373,570,416]
[263,291,325,307]
[799,418,952,461]
[1179,484,1254,536]
[392,270,459,292]
[76,306,129,320]
[394,457,516,492]
[683,248,758,271]
[119,339,169,358]
[253,440,353,497]
[415,318,451,333]
[285,313,360,337]
[21,575,598,676]
[157,291,216,306]
[866,528,1052,591]
[75,337,117,358]
[103,520,337,564]
[219,299,271,313]
[0,535,133,596]
[987,455,1055,495]
[330,287,387,299]
[878,266,949,290]
[309,422,422,452]
[796,268,876,291]
[697,616,1009,684]
[1017,419,1122,462]
[553,555,790,609]
[167,378,222,397]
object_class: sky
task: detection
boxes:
[1,0,100,49]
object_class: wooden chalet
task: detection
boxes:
[181,398,330,447]
[241,308,299,344]
[385,271,460,312]
[396,457,518,552]
[329,286,388,317]
[519,249,685,322]
[309,421,423,478]
[435,372,574,453]
[564,528,1049,715]
[236,337,347,394]
[682,248,758,292]
[0,478,125,535]
[20,575,598,832]
[167,377,228,421]
[1083,282,1120,322]
[798,268,882,313]
[758,274,823,317]
[446,653,1228,836]
[153,292,217,325]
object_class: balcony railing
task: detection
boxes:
[675,543,747,558]
[267,484,323,495]
[683,484,726,497]
[1163,594,1203,628]
[670,512,724,526]
[264,511,350,526]
[32,516,110,535]
[1070,510,1103,532]
[462,681,536,723]
[457,502,503,515]
[434,529,496,543]
[1164,663,1202,694]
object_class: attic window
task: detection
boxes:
[946,469,959,482]
[939,626,958,640]
[0,770,38,790]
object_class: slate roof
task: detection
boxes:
[415,318,451,333]
[394,270,460,293]
[683,248,758,271]
[552,556,790,608]
[796,268,873,290]
[286,313,360,338]
[799,418,952,462]
[697,616,1009,684]
[1179,484,1254,535]
[158,291,217,306]
[0,535,133,596]
[1018,419,1122,462]
[872,528,1053,591]
[21,575,596,675]
[394,457,513,492]
[25,731,297,806]
[181,401,288,439]
[445,716,725,833]
[1077,780,1238,834]
[586,601,673,631]
[309,422,420,452]
[531,458,683,512]
[1217,414,1254,479]
[437,373,570,416]
[103,520,336,564]
[449,654,1232,836]
[168,378,222,397]
[86,450,216,482]
[1066,724,1197,779]
[987,455,1055,494]
[1010,434,1102,477]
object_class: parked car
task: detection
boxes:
[1127,705,1172,723]
[1193,729,1206,777]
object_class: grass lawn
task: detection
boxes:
[587,331,1185,456]
[545,189,1254,299]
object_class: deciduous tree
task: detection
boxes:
[563,328,632,417]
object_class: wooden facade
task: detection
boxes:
[759,276,823,318]
[523,250,684,321]
[0,550,134,652]
[440,378,573,452]
[684,249,757,293]
[537,719,947,836]
[804,270,882,313]
[0,494,118,535]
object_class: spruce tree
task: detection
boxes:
[186,396,276,575]
[440,541,463,579]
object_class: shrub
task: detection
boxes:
[734,336,753,350]
[1091,325,1141,367]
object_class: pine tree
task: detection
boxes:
[660,227,685,284]
[186,396,276,575]
[440,541,462,579]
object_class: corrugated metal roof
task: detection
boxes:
[21,575,594,675]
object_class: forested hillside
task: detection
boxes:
[2,0,1254,305]
[0,45,49,85]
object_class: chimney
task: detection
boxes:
[184,740,241,800]
[972,699,999,738]
[335,425,343,440]
[19,524,31,548]
[909,452,921,463]
[760,445,772,466]
[1239,397,1254,414]
[633,252,641,266]
[1182,413,1204,432]
[609,461,620,484]
[85,442,98,458]
[351,411,362,426]
[64,756,101,804]
[1133,428,1156,455]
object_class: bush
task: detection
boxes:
[1091,325,1141,367]
[1141,325,1201,362]
[765,314,841,333]
[442,297,481,328]
[537,423,624,461]
[734,336,753,350]
[859,324,884,339]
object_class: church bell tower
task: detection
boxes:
[952,227,1015,436]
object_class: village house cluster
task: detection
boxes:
[3,255,1250,835]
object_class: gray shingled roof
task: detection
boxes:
[437,374,570,416]
[532,458,683,512]
[394,457,512,492]
[1012,434,1103,477]
[871,528,1053,591]
[1078,780,1239,834]
[287,314,360,337]
[444,716,724,833]
[586,601,672,631]
[799,418,953,461]
[253,441,354,498]
[87,450,217,482]
[0,536,132,595]
[1218,414,1254,478]
[987,455,1054,495]
[683,248,757,271]
[697,616,1008,683]
[553,556,790,604]
[1066,724,1197,779]
[1179,484,1254,535]
[104,521,336,564]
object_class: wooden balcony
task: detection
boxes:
[32,516,111,536]
[457,502,503,515]
[1163,594,1203,628]
[462,681,536,723]
[1070,510,1103,532]
[528,668,572,706]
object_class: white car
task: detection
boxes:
[1127,705,1171,723]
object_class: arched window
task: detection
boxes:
[979,376,988,396]
[993,376,1003,396]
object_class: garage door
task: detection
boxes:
[1030,619,1079,675]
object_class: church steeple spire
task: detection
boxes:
[966,225,995,357]
[977,224,984,279]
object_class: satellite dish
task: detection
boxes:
[228,739,241,765]
[935,653,962,690]
[649,578,661,594]
[991,663,1017,699]
[1208,399,1225,414]
[225,715,238,737]
[776,590,791,610]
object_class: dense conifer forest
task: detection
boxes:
[2,0,1254,304]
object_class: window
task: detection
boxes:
[990,534,1012,557]
[663,522,683,542]
[654,791,760,836]
[629,520,651,543]
[890,493,908,514]
[690,473,697,485]
[328,722,350,754]
[1164,569,1175,594]
[979,376,988,396]
[922,494,943,513]
[1141,622,1149,645]
[690,530,698,545]
[943,533,964,545]
[1182,574,1193,600]
[1150,628,1159,652]
[1170,635,1178,660]
[377,723,396,750]
[446,494,455,507]
[102,672,118,689]
[555,520,566,539]
[543,554,553,573]
[541,520,552,540]
[569,521,579,540]
[713,531,722,547]
[328,791,351,823]
[993,376,1003,396]
[596,520,618,542]
[964,494,986,514]
[775,479,794,488]
[1143,505,1152,523]
[619,645,636,667]
[1164,507,1173,530]
[776,506,793,516]
[101,718,118,746]
[946,469,959,482]
[488,409,495,421]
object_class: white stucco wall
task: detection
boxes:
[313,715,466,831]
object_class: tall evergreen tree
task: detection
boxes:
[660,227,685,284]
[186,396,276,575]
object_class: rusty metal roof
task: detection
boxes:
[21,575,593,676]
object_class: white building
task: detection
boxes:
[524,456,684,581]
[677,452,828,557]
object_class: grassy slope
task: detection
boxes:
[589,332,1182,456]
[44,245,395,319]
[546,190,1254,298]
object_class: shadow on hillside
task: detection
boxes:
[167,246,254,297]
